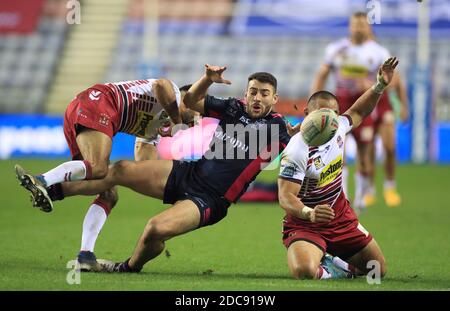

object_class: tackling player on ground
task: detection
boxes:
[279,57,398,279]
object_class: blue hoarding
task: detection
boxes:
[0,114,448,162]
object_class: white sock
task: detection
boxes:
[80,204,108,252]
[384,179,396,190]
[342,166,349,198]
[317,265,332,279]
[42,160,91,187]
[367,184,376,196]
[354,172,363,206]
[356,172,370,195]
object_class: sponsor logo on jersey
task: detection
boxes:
[132,111,154,137]
[340,63,369,79]
[280,162,297,178]
[313,156,325,169]
[89,90,101,101]
[337,135,343,148]
[317,155,343,187]
[77,109,87,119]
[98,113,110,126]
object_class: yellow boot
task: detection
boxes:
[384,188,401,207]
[363,193,376,207]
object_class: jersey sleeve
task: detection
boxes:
[279,134,307,183]
[339,115,353,134]
[204,95,237,120]
[324,42,338,67]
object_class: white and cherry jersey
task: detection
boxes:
[105,79,181,141]
[324,38,390,95]
[279,115,353,212]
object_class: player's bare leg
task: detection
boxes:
[78,143,159,272]
[354,141,373,212]
[15,128,112,212]
[378,116,401,207]
[75,128,112,179]
[345,239,387,278]
[287,241,352,280]
[287,241,324,279]
[98,199,201,272]
[60,159,173,200]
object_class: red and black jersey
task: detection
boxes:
[192,95,291,203]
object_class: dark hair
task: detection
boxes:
[247,72,277,93]
[179,84,193,92]
[307,90,338,108]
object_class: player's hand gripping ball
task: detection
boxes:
[300,108,339,147]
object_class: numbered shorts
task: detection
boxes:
[63,85,119,159]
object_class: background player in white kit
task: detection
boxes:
[279,57,398,280]
[14,78,186,270]
[311,12,408,210]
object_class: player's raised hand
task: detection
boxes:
[378,57,399,86]
[205,64,232,85]
[310,204,335,223]
[287,122,301,137]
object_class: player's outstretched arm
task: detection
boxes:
[345,57,399,128]
[278,178,335,223]
[310,63,331,94]
[391,72,409,122]
[183,64,232,114]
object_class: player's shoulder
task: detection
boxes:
[327,37,350,51]
[366,40,390,54]
[267,111,286,123]
[283,132,308,158]
[337,114,353,132]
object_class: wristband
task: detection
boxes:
[300,206,314,220]
[372,70,388,94]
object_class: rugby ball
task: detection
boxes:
[300,108,339,147]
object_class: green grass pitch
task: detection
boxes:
[1,159,449,290]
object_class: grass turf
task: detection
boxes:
[0,159,449,290]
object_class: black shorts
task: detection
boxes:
[163,160,231,227]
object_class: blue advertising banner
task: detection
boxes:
[0,114,448,162]
[0,114,135,160]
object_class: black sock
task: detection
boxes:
[119,258,142,273]
[47,183,64,201]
